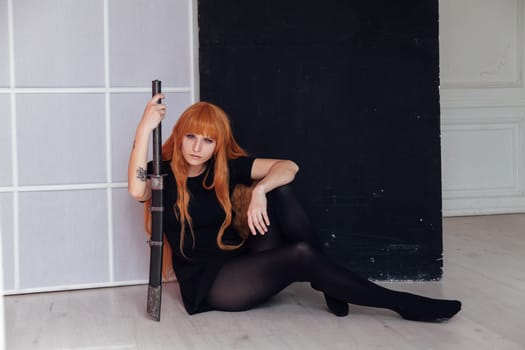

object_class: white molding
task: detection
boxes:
[442,81,523,91]
[443,205,525,217]
[2,280,149,296]
[444,188,523,199]
[2,279,178,296]
[441,106,525,214]
[441,112,525,124]
[440,88,525,110]
[441,0,524,90]
[442,117,524,199]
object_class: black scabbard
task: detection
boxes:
[147,79,165,321]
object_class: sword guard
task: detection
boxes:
[149,174,166,190]
[147,239,163,247]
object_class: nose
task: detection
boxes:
[192,138,202,153]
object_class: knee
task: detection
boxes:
[289,241,317,264]
[268,184,294,201]
[267,184,297,210]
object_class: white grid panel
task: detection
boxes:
[0,0,198,294]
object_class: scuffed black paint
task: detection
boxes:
[199,0,442,280]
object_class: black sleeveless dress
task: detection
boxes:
[148,157,255,314]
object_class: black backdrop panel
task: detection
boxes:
[199,0,442,280]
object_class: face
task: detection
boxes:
[181,133,216,174]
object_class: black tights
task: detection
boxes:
[206,186,461,321]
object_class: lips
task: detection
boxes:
[190,154,201,159]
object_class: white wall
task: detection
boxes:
[0,0,198,294]
[440,0,525,215]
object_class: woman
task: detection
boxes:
[128,95,461,321]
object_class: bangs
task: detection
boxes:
[179,105,221,140]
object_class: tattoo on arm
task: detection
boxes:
[136,167,147,181]
[132,140,136,150]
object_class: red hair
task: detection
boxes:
[144,102,247,276]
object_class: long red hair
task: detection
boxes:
[144,102,247,277]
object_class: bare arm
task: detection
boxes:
[127,93,166,202]
[247,158,299,235]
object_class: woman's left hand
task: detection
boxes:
[247,187,270,235]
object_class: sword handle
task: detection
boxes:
[152,80,162,175]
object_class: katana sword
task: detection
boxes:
[147,79,165,321]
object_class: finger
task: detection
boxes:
[258,212,268,233]
[247,214,256,235]
[153,104,166,116]
[262,210,270,227]
[250,212,263,235]
[150,93,165,104]
[253,215,266,235]
[153,103,166,110]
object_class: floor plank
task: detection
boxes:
[3,214,525,349]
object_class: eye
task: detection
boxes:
[204,137,215,144]
[185,133,195,139]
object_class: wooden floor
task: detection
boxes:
[3,214,525,350]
